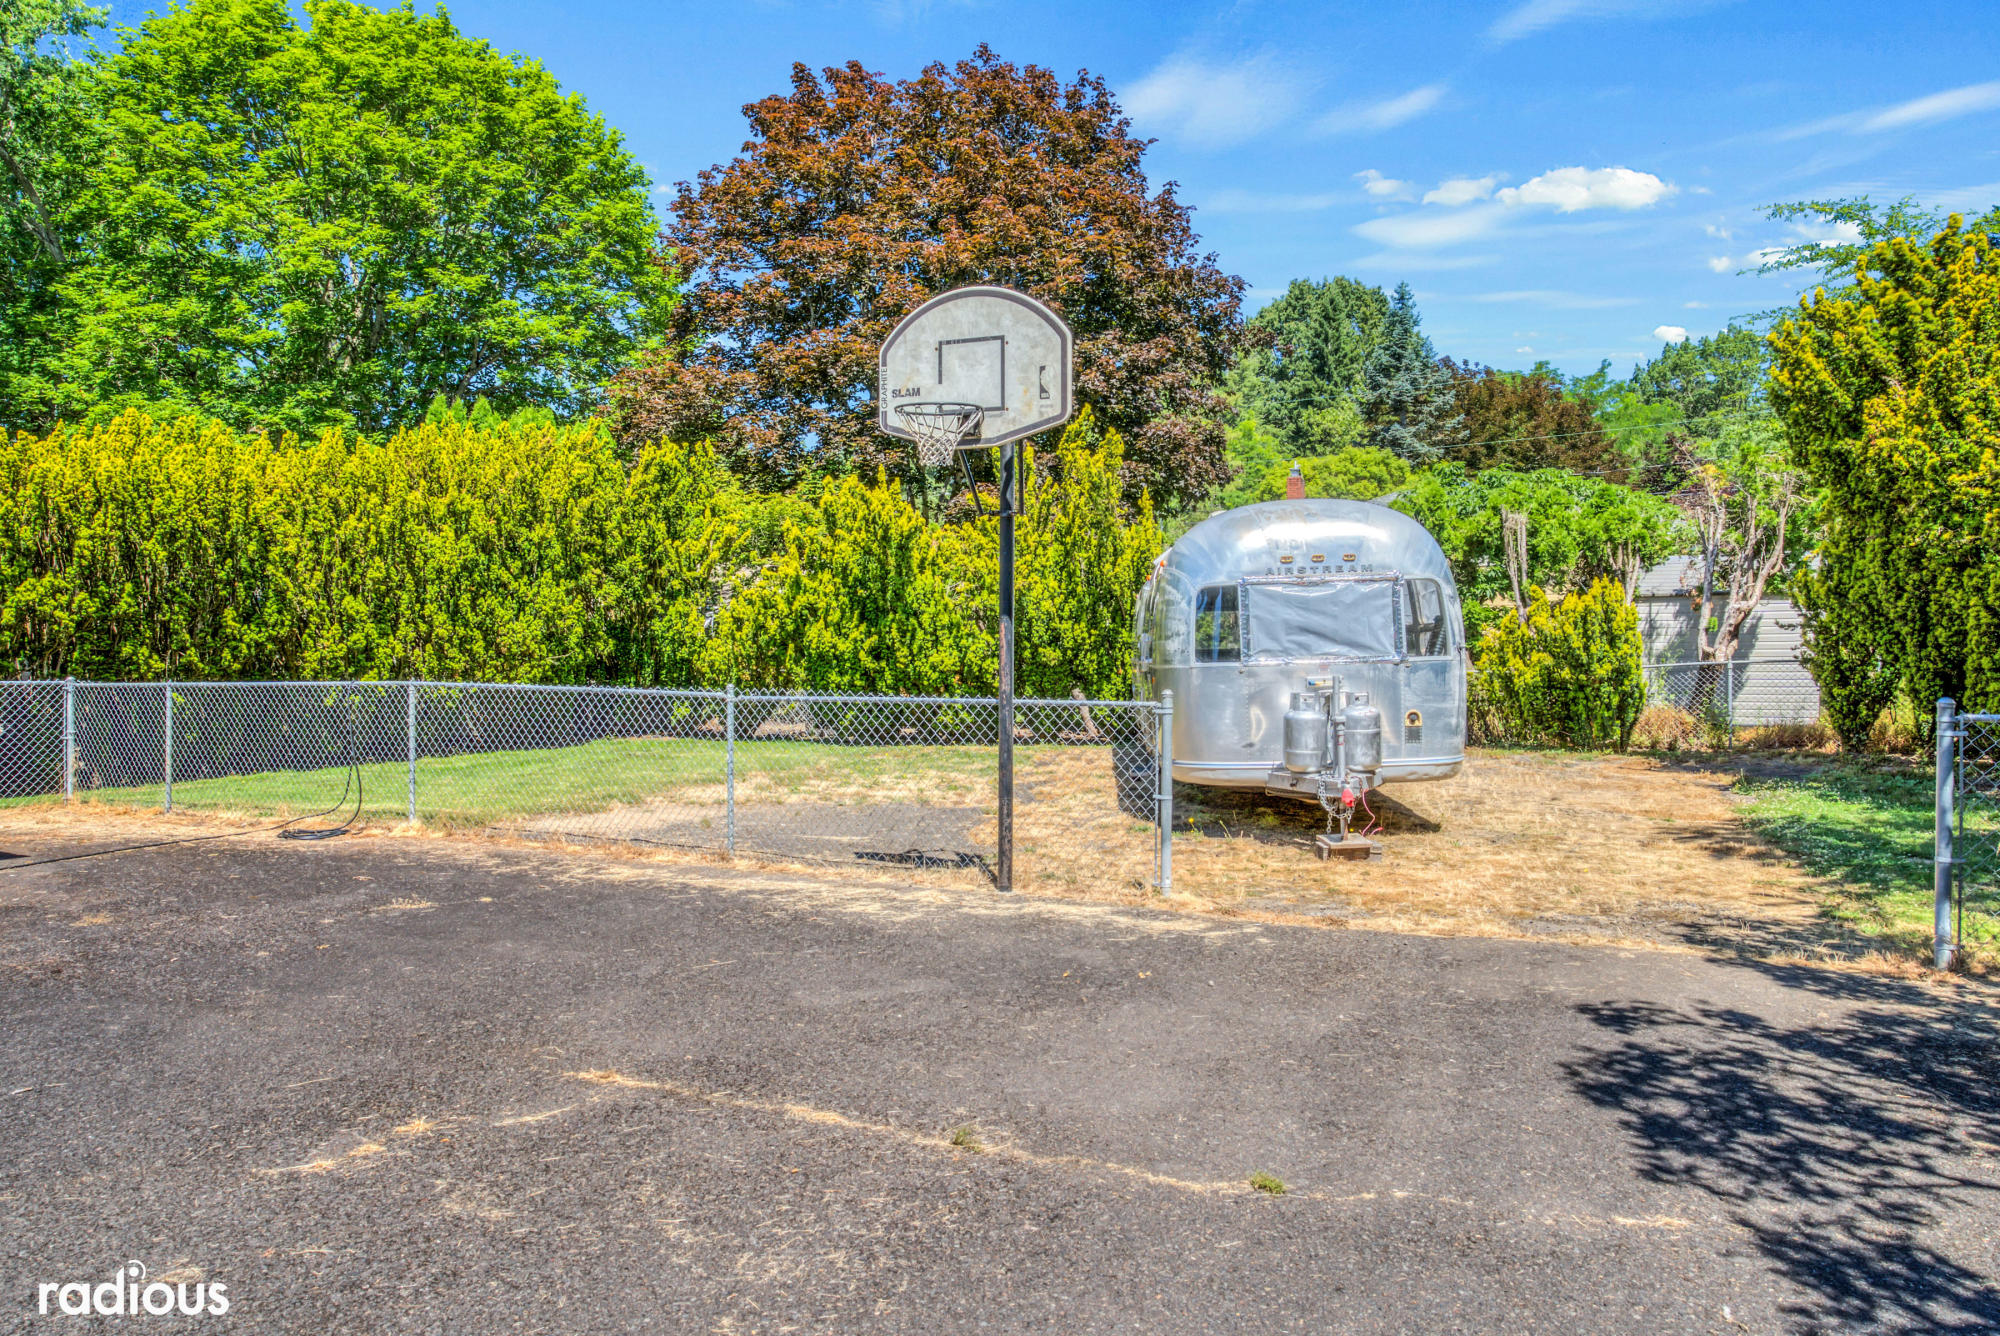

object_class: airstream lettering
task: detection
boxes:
[1134,498,1467,840]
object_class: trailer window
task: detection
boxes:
[1403,578,1449,656]
[1193,585,1240,662]
[1243,580,1400,662]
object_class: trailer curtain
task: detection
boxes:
[1242,580,1400,662]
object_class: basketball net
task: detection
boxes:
[895,402,984,468]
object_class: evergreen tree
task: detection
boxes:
[1230,276,1387,454]
[1360,282,1463,464]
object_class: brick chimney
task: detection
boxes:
[1284,462,1305,500]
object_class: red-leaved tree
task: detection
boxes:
[610,47,1245,505]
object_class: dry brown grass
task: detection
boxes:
[993,747,1885,965]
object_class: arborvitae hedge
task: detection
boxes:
[0,409,1160,698]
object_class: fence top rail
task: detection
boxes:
[1641,658,1814,670]
[47,679,729,699]
[737,691,1152,709]
[11,679,1155,711]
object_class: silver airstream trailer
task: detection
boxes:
[1133,497,1467,840]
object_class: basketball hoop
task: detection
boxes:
[895,401,984,467]
[877,287,1076,897]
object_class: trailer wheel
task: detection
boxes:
[1112,738,1157,819]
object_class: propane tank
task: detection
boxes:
[1342,695,1384,773]
[1283,692,1328,773]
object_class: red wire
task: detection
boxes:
[1359,788,1380,838]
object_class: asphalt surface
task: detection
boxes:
[0,832,1996,1334]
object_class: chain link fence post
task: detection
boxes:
[1156,689,1173,895]
[1936,697,1958,971]
[406,680,418,824]
[61,676,74,802]
[163,678,173,813]
[725,682,736,857]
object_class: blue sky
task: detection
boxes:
[109,0,2000,377]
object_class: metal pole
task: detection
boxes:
[406,680,418,824]
[162,678,173,813]
[1935,698,1958,971]
[1156,690,1174,896]
[725,683,737,857]
[1724,659,1736,747]
[996,442,1016,893]
[61,676,74,801]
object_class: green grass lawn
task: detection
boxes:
[1732,759,2000,957]
[39,736,1001,828]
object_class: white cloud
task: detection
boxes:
[1124,53,1306,149]
[1747,246,1788,264]
[1684,300,1709,308]
[1424,174,1506,206]
[1928,181,2000,211]
[1315,84,1447,136]
[1516,346,1535,354]
[1495,166,1677,212]
[1353,202,1511,248]
[1859,81,2000,133]
[1706,255,1732,273]
[1705,222,1732,240]
[1349,250,1499,272]
[1779,81,2000,141]
[1466,289,1639,308]
[1349,164,1675,258]
[1788,220,1863,245]
[1487,0,1727,45]
[1203,189,1344,213]
[1654,325,1690,343]
[1355,169,1416,200]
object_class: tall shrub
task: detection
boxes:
[1769,220,2000,722]
[0,411,288,678]
[707,472,987,695]
[1473,579,1645,750]
[945,411,1164,699]
[0,411,731,683]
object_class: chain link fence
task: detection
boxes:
[1636,658,1826,749]
[1940,705,2000,965]
[0,679,1170,891]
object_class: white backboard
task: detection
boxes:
[878,286,1074,448]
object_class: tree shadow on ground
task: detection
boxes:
[1565,964,2000,1333]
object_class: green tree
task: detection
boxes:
[0,0,101,426]
[1360,282,1462,464]
[1248,448,1408,503]
[1769,218,2000,720]
[1392,464,1683,639]
[706,472,988,695]
[1631,325,1767,426]
[17,0,671,435]
[1673,419,1808,666]
[1754,195,2000,297]
[1231,276,1387,453]
[0,410,733,683]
